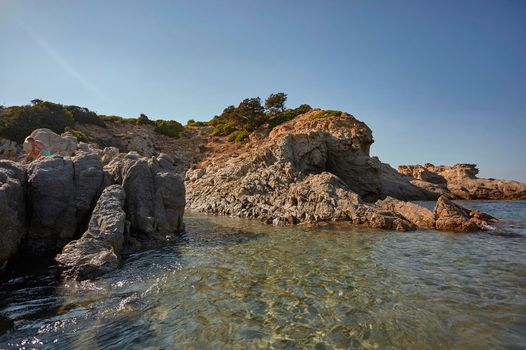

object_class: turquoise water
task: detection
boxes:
[1,201,525,349]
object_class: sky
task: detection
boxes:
[0,0,525,181]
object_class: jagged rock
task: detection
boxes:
[0,138,20,161]
[379,161,447,200]
[101,146,119,165]
[186,111,414,231]
[269,109,381,199]
[376,196,435,228]
[433,196,495,232]
[77,142,99,154]
[398,163,526,200]
[56,185,126,281]
[0,161,26,269]
[26,128,77,156]
[127,134,156,157]
[24,153,105,256]
[397,164,447,184]
[105,152,185,235]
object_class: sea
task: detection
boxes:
[1,201,525,349]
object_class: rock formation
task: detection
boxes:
[187,110,420,231]
[398,163,526,200]
[23,152,106,256]
[376,196,435,228]
[105,152,185,235]
[0,144,185,278]
[55,185,126,281]
[0,161,26,269]
[434,195,497,232]
[0,138,20,161]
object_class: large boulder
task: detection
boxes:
[24,153,105,256]
[105,152,185,235]
[56,185,126,281]
[0,161,26,269]
[27,128,77,156]
[433,196,496,232]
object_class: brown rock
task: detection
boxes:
[433,196,494,232]
[186,111,415,231]
[376,196,435,228]
[398,163,526,200]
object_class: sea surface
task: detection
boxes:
[1,201,525,349]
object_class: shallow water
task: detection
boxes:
[1,201,525,349]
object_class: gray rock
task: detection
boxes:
[0,138,20,161]
[56,185,126,281]
[105,152,185,235]
[25,153,105,255]
[0,161,26,268]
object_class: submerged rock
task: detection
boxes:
[56,185,126,281]
[0,161,26,269]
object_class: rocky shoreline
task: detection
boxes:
[0,136,185,281]
[1,108,525,282]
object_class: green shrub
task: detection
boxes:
[211,123,237,136]
[64,127,89,143]
[154,120,184,138]
[226,130,240,142]
[235,129,249,143]
[137,114,155,126]
[268,104,312,129]
[311,110,342,120]
[65,105,106,127]
[187,119,209,127]
[98,115,123,122]
[0,102,75,143]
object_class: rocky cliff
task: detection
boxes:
[398,163,526,200]
[186,110,496,232]
[0,135,185,280]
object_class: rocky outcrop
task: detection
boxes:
[0,161,26,269]
[379,162,448,200]
[187,111,416,231]
[56,185,126,281]
[398,163,526,200]
[376,196,435,228]
[27,128,77,156]
[0,138,20,161]
[433,196,496,232]
[23,153,105,256]
[105,152,185,235]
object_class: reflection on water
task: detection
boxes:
[1,202,526,349]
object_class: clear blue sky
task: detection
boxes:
[1,0,525,181]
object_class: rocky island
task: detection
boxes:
[0,98,524,281]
